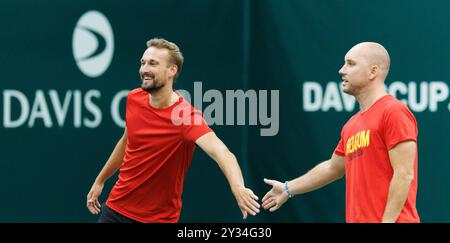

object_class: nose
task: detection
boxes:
[338,65,346,77]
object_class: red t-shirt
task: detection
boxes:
[106,88,212,223]
[334,95,420,223]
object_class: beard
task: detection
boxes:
[342,83,353,95]
[141,74,165,93]
[342,81,361,96]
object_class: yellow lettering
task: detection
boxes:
[345,130,371,157]
[361,130,370,148]
[346,139,351,155]
[355,132,361,150]
[348,137,351,154]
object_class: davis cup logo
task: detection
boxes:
[72,10,114,78]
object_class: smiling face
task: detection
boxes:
[139,47,177,93]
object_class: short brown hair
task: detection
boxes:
[146,38,184,81]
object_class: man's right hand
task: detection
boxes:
[86,182,104,214]
[261,178,289,212]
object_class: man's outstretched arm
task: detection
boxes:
[196,132,260,220]
[262,154,345,212]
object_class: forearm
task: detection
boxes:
[95,137,127,184]
[289,160,344,196]
[214,148,245,193]
[382,173,413,223]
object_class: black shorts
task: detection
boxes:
[98,203,139,223]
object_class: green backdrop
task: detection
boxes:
[0,0,448,222]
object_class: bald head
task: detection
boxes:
[339,42,391,97]
[348,42,391,76]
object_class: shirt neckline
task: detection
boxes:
[359,94,391,116]
[146,90,183,111]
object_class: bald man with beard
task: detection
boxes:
[262,42,420,223]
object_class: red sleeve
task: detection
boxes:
[383,104,418,150]
[183,109,212,143]
[334,138,345,156]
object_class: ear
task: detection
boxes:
[369,65,378,80]
[169,64,178,77]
